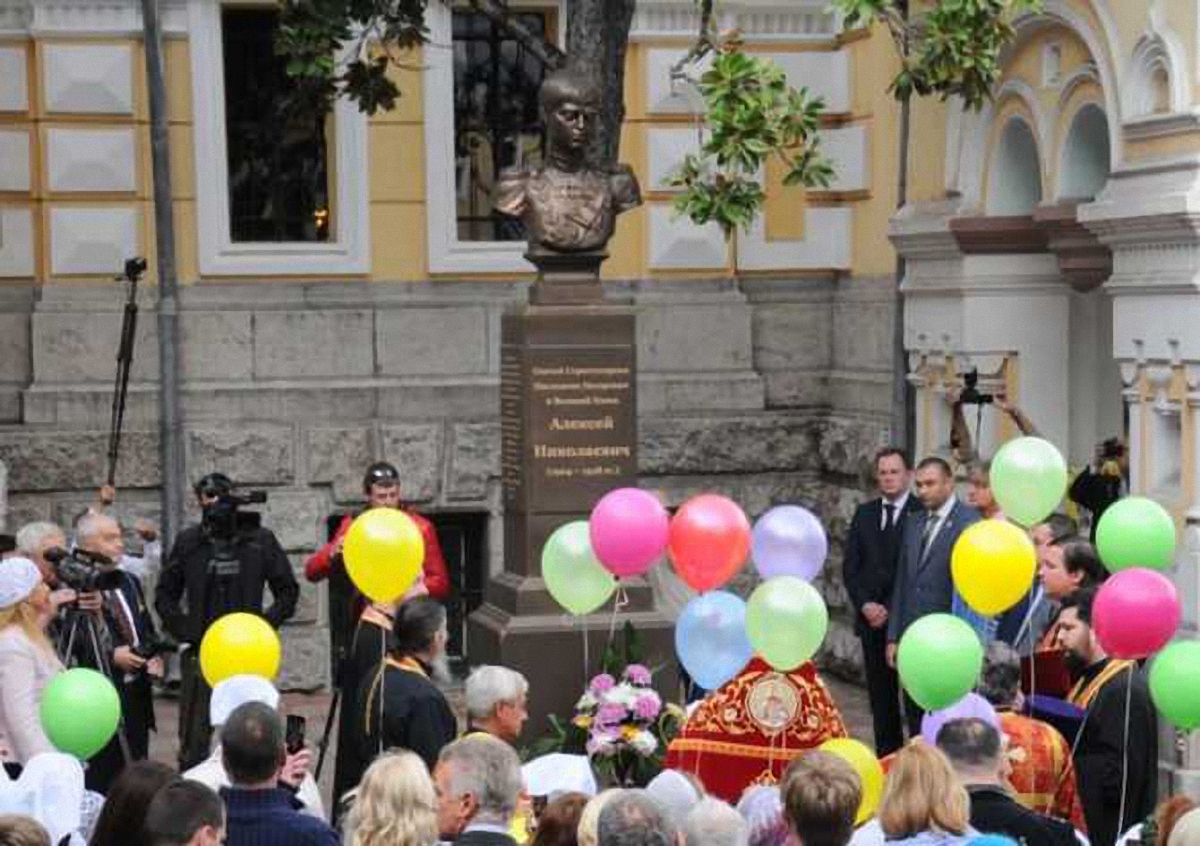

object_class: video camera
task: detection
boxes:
[201,489,268,543]
[959,369,994,406]
[44,546,123,593]
[131,636,178,662]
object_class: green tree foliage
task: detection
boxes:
[833,0,1041,109]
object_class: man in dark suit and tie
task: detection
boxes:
[887,456,980,733]
[843,447,921,755]
[434,734,523,846]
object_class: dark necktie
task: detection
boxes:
[883,502,896,531]
[105,588,137,646]
[920,514,939,558]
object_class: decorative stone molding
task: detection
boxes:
[735,206,851,272]
[46,127,136,193]
[0,0,186,34]
[0,130,30,192]
[630,0,839,41]
[48,206,138,275]
[646,204,727,270]
[949,216,1049,255]
[0,209,35,278]
[1032,202,1112,290]
[1123,110,1200,143]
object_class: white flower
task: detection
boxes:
[605,683,640,707]
[576,692,598,710]
[631,730,658,756]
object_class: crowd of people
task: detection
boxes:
[0,407,1191,846]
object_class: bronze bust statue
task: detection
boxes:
[496,68,642,262]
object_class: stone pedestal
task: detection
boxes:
[469,271,677,743]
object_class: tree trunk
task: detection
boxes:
[565,0,636,169]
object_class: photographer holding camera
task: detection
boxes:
[1069,438,1127,541]
[156,473,299,771]
[66,511,164,792]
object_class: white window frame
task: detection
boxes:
[423,1,562,275]
[188,0,370,276]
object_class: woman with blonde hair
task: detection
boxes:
[877,743,975,846]
[0,558,63,768]
[343,750,439,846]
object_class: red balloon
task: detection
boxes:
[668,494,751,591]
[1092,568,1181,659]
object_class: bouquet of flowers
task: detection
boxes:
[573,664,674,786]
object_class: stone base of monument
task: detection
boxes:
[468,284,678,744]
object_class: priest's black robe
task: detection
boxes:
[1068,659,1158,846]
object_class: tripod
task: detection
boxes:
[58,603,133,764]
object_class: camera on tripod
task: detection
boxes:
[44,546,123,593]
[201,489,268,543]
[959,369,994,405]
[131,636,177,662]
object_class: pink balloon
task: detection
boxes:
[1093,568,1181,659]
[589,488,670,578]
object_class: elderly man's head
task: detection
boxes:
[466,665,529,743]
[977,642,1022,711]
[683,798,748,846]
[598,791,678,846]
[73,512,124,566]
[433,734,523,840]
[15,522,66,583]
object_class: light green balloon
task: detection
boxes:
[542,521,617,615]
[40,668,121,760]
[990,436,1068,527]
[897,614,983,711]
[1150,641,1200,730]
[745,576,828,671]
[1096,496,1177,573]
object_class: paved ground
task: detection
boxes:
[149,672,874,812]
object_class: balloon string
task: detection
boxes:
[581,614,590,687]
[607,585,630,648]
[1117,667,1133,838]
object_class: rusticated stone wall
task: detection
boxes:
[0,276,897,689]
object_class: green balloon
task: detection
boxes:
[1096,496,1177,573]
[40,668,121,760]
[745,576,828,671]
[1150,641,1200,730]
[542,521,617,615]
[990,437,1068,528]
[897,614,983,711]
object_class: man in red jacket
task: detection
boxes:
[305,462,450,600]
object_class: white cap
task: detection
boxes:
[521,753,598,799]
[0,557,42,608]
[210,674,280,727]
[0,752,84,846]
[646,769,701,825]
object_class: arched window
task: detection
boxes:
[1059,105,1110,201]
[987,117,1042,215]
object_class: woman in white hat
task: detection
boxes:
[0,557,64,767]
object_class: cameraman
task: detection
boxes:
[156,473,299,770]
[1069,438,1127,541]
[69,512,163,793]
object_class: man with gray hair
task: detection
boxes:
[15,521,67,586]
[683,798,748,846]
[466,665,530,743]
[434,734,524,846]
[599,790,679,846]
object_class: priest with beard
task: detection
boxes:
[356,596,457,775]
[1055,587,1157,846]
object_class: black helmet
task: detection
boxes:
[194,472,234,499]
[363,462,400,493]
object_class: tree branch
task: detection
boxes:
[465,0,567,70]
[670,0,716,79]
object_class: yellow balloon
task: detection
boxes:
[950,519,1036,616]
[344,508,425,603]
[199,613,282,687]
[819,738,884,825]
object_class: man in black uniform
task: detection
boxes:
[156,473,299,770]
[358,596,457,775]
[842,446,921,755]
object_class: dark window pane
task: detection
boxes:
[452,9,551,242]
[222,7,330,243]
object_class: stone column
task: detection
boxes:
[1081,156,1200,793]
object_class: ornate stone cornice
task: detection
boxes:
[1032,202,1112,290]
[949,215,1049,255]
[630,0,839,41]
[0,0,187,35]
[1124,110,1200,142]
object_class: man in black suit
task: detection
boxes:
[70,512,164,793]
[887,456,980,733]
[434,734,523,846]
[937,717,1078,846]
[843,446,920,755]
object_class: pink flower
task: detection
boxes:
[633,692,661,720]
[624,664,652,686]
[590,673,617,694]
[596,702,627,726]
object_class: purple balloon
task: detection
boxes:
[751,505,828,581]
[920,692,999,746]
